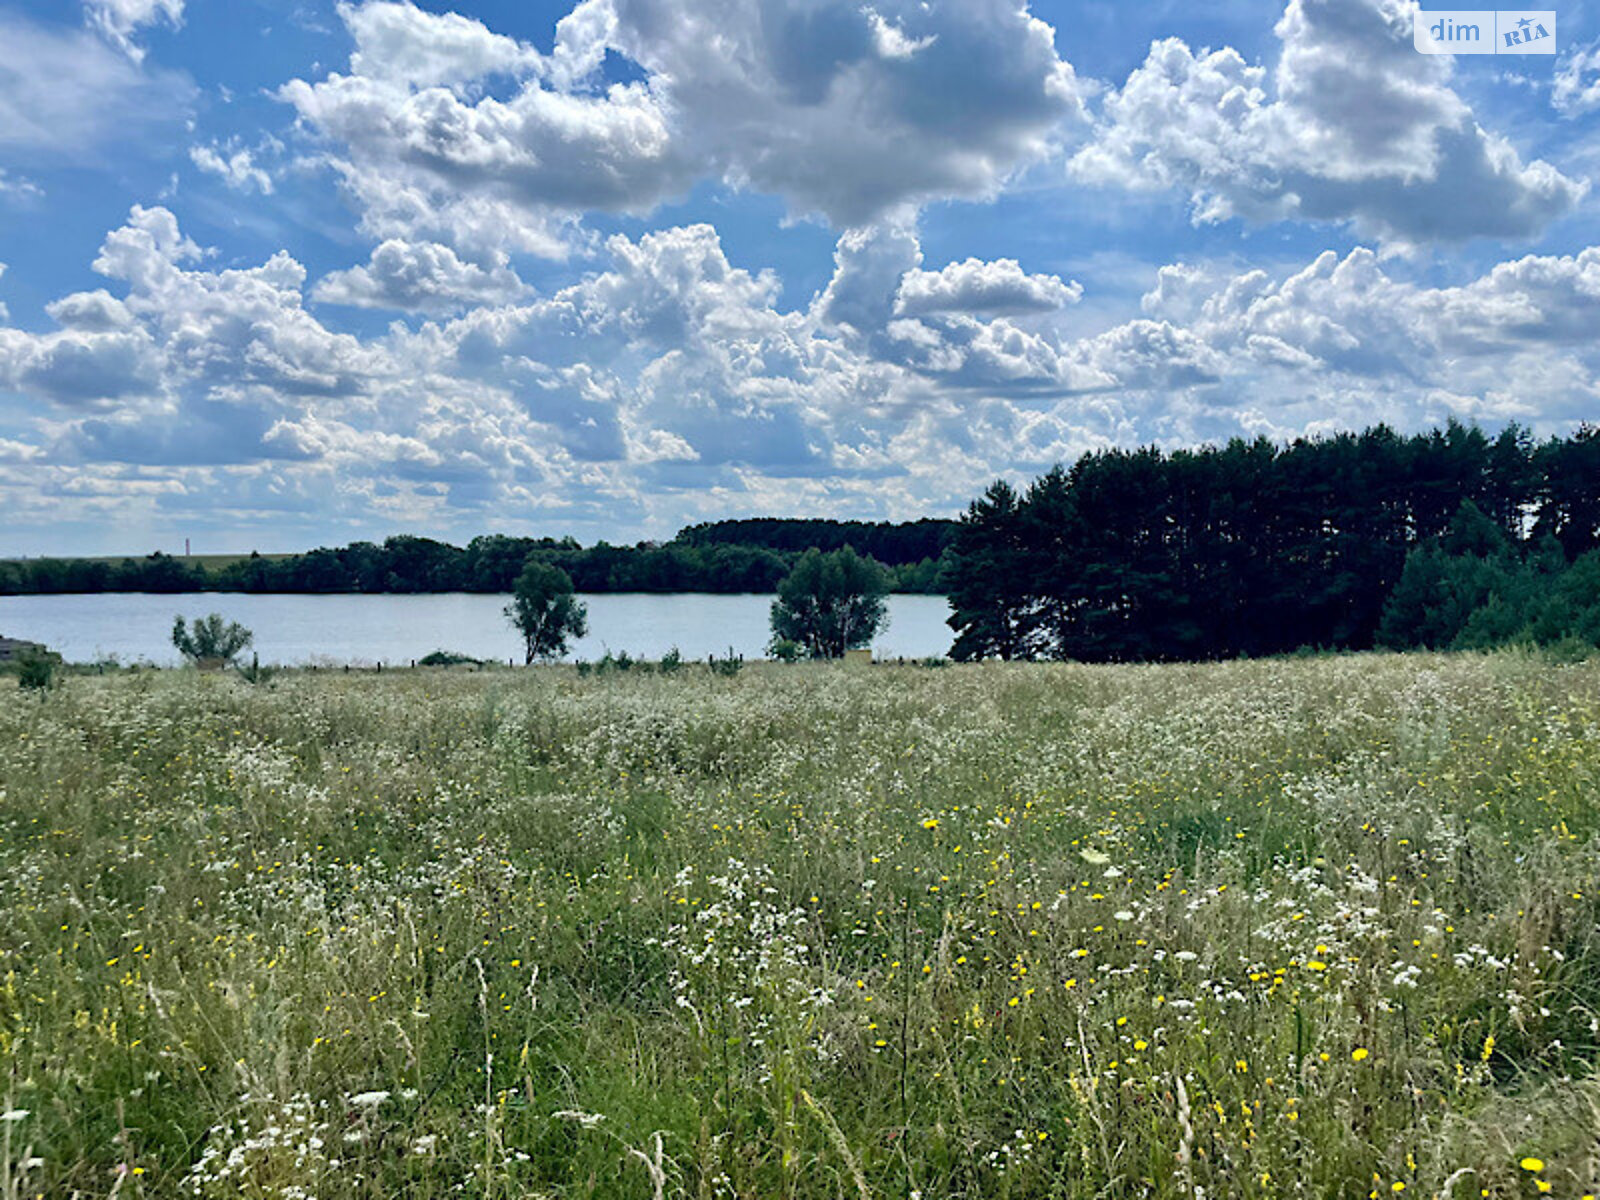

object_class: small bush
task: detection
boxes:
[419,650,481,667]
[173,613,254,669]
[17,652,57,691]
[769,638,804,663]
[659,646,683,673]
[1541,635,1594,665]
[708,647,744,677]
[235,654,278,687]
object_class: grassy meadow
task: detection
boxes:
[4,654,1600,1198]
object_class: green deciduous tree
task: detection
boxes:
[172,613,254,668]
[769,547,888,659]
[506,560,588,664]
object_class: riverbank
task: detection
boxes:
[0,591,955,665]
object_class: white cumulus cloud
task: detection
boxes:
[314,241,529,313]
[1553,43,1600,117]
[1071,0,1586,244]
[4,200,1599,546]
[897,258,1081,317]
[190,143,275,194]
[279,0,1087,256]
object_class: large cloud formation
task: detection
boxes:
[314,241,530,313]
[1071,0,1586,244]
[2,200,1597,542]
[281,0,1087,254]
[0,0,1595,548]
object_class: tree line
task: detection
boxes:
[944,422,1600,662]
[0,525,949,597]
[11,421,1598,666]
[676,518,954,564]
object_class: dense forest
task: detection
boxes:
[0,522,951,596]
[1377,500,1600,653]
[943,422,1600,662]
[676,517,955,564]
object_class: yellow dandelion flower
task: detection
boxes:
[1520,1158,1545,1173]
[1352,1048,1369,1062]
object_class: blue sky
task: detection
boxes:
[0,0,1597,554]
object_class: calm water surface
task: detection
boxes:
[0,592,954,665]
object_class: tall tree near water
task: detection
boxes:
[769,547,889,659]
[505,561,588,664]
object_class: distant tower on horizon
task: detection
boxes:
[185,537,191,557]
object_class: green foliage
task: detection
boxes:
[418,650,482,667]
[658,646,683,673]
[1378,502,1600,653]
[16,651,57,691]
[768,637,804,663]
[769,546,889,659]
[677,516,954,564]
[707,647,744,676]
[1541,636,1594,664]
[944,478,1037,661]
[945,421,1600,662]
[505,560,587,664]
[234,653,277,687]
[171,612,254,667]
[3,524,943,598]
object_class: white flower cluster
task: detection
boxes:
[182,1094,337,1200]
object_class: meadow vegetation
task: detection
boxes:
[3,653,1600,1197]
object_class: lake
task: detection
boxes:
[0,592,955,666]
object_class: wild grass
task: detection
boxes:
[3,652,1600,1198]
